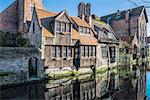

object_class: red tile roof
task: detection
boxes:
[71,16,91,28]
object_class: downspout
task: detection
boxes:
[107,45,110,69]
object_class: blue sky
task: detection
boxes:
[0,0,150,35]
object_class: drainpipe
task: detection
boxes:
[107,45,110,70]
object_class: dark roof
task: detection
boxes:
[101,6,146,22]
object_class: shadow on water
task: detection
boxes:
[0,62,147,100]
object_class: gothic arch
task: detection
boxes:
[28,57,38,78]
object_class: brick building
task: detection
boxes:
[101,6,148,59]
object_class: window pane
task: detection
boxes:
[66,23,70,32]
[90,46,93,56]
[62,23,66,32]
[81,46,85,57]
[63,47,67,58]
[85,46,89,57]
[68,47,72,57]
[52,46,56,58]
[101,46,107,58]
[79,27,83,33]
[87,28,90,34]
[83,28,86,34]
[57,47,62,57]
[56,22,61,32]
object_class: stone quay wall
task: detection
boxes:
[0,47,44,86]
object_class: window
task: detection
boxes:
[56,22,61,32]
[62,22,66,32]
[90,46,93,56]
[93,46,96,56]
[30,5,34,13]
[79,27,83,33]
[52,46,56,58]
[66,23,70,32]
[79,27,90,34]
[87,28,90,34]
[85,46,89,57]
[81,46,85,57]
[68,47,72,57]
[110,47,115,63]
[33,23,35,33]
[101,46,107,58]
[83,28,86,34]
[57,47,62,57]
[63,47,67,58]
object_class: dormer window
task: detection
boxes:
[56,22,61,31]
[66,23,70,32]
[56,21,71,33]
[79,26,90,34]
[62,22,66,32]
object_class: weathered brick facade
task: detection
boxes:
[101,6,148,57]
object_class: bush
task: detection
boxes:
[16,36,27,47]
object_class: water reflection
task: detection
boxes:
[1,63,147,100]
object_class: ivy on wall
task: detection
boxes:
[0,30,28,47]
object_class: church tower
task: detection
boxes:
[17,0,44,33]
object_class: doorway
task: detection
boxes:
[29,57,38,78]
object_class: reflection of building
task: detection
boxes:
[101,6,148,59]
[96,69,119,98]
[44,75,96,100]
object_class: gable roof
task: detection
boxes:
[101,6,148,23]
[55,10,73,23]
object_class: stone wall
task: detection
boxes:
[0,47,44,85]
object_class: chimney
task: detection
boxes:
[78,2,85,20]
[117,10,120,15]
[85,3,92,25]
[125,10,130,21]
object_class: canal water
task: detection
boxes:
[146,71,150,99]
[0,63,147,100]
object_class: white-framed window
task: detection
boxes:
[52,46,56,58]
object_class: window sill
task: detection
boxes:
[63,57,73,60]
